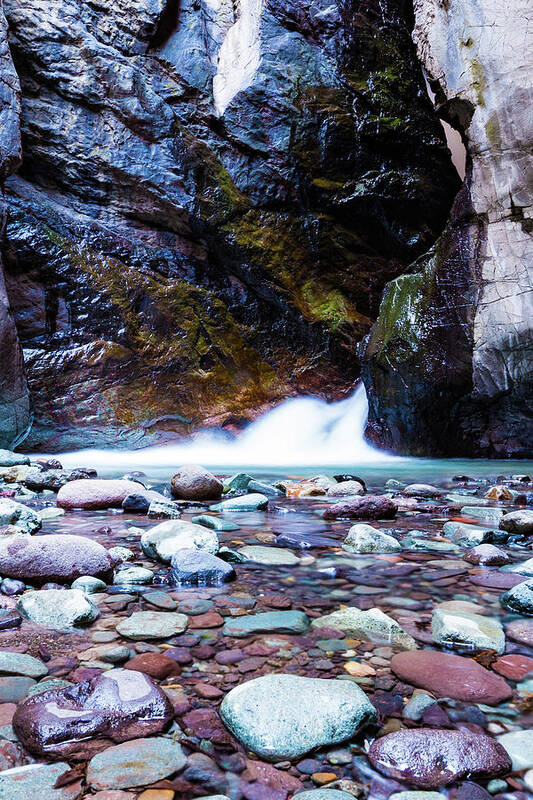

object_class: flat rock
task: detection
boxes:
[443,522,493,547]
[368,728,511,788]
[0,676,36,703]
[0,451,30,468]
[431,608,505,653]
[493,653,533,679]
[505,556,533,576]
[311,607,416,650]
[506,618,533,646]
[238,545,300,565]
[499,510,533,534]
[470,571,524,589]
[0,534,115,584]
[222,610,309,637]
[460,507,504,524]
[116,611,188,640]
[294,792,354,800]
[13,669,173,758]
[323,496,397,521]
[391,650,512,705]
[211,493,269,512]
[57,480,144,510]
[18,589,99,629]
[0,652,48,678]
[220,673,376,760]
[403,484,442,497]
[113,566,153,585]
[343,524,401,553]
[0,762,82,799]
[497,729,533,770]
[87,737,186,789]
[141,520,219,562]
[0,500,40,534]
[500,579,533,615]
[191,515,240,531]
[170,548,235,586]
[170,465,222,501]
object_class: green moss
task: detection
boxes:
[470,59,486,107]
[485,114,502,148]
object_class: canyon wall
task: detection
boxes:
[363,0,533,457]
[0,0,458,450]
[0,5,29,449]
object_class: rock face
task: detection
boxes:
[363,0,533,457]
[0,0,458,450]
[12,668,173,758]
[0,9,30,451]
[0,534,115,584]
[220,673,377,760]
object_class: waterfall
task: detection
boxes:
[212,0,263,115]
[56,384,396,470]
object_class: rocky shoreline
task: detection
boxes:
[0,453,531,797]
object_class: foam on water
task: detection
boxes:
[56,384,397,470]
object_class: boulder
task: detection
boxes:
[0,534,115,584]
[86,737,186,789]
[431,608,505,653]
[12,669,173,758]
[391,650,512,705]
[141,519,219,562]
[0,500,40,534]
[500,579,533,615]
[312,607,416,650]
[343,524,401,553]
[368,728,511,788]
[500,510,533,534]
[57,479,144,510]
[170,549,235,586]
[220,674,376,760]
[326,481,365,497]
[17,589,99,629]
[323,496,397,521]
[170,465,223,500]
[403,484,442,497]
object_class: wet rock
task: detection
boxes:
[13,669,173,758]
[72,576,107,593]
[506,618,533,647]
[170,465,223,501]
[170,549,235,586]
[390,794,449,800]
[485,485,514,501]
[57,479,145,510]
[223,610,309,638]
[292,791,354,799]
[147,499,180,520]
[390,650,512,705]
[0,500,40,534]
[141,520,219,562]
[0,762,82,799]
[403,694,437,721]
[18,588,99,629]
[500,579,533,615]
[343,524,401,553]
[212,494,269,512]
[121,494,150,514]
[87,737,186,790]
[192,515,240,532]
[368,728,511,788]
[116,611,188,640]
[312,607,416,650]
[497,730,533,770]
[443,522,495,547]
[248,480,283,497]
[463,544,509,566]
[220,674,376,760]
[500,510,533,534]
[492,654,533,680]
[0,534,115,584]
[323,496,397,521]
[238,545,300,565]
[460,507,504,524]
[113,566,153,585]
[327,481,365,497]
[0,578,25,596]
[431,608,505,653]
[0,451,30,468]
[125,653,181,680]
[403,484,442,498]
[0,652,47,678]
[505,557,533,576]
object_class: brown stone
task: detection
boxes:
[124,653,181,680]
[187,611,224,628]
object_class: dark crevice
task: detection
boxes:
[147,0,182,50]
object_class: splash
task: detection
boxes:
[56,384,397,470]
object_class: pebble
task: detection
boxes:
[238,545,300,565]
[211,493,269,512]
[116,611,188,640]
[222,610,309,637]
[87,737,187,789]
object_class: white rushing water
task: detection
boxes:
[212,0,263,115]
[57,384,397,470]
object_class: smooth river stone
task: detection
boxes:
[223,610,308,638]
[368,728,511,788]
[499,510,533,534]
[323,495,397,521]
[492,654,533,679]
[87,737,186,789]
[18,589,99,630]
[0,762,82,799]
[238,545,300,565]
[311,607,416,651]
[497,729,533,770]
[431,608,505,653]
[391,650,513,705]
[141,520,219,562]
[211,493,269,512]
[0,534,115,584]
[57,479,144,510]
[170,465,222,501]
[220,673,376,760]
[506,618,533,646]
[116,611,188,640]
[12,669,173,759]
[470,571,525,589]
[0,652,48,679]
[500,579,533,615]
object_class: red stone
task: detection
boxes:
[124,653,181,680]
[391,650,513,705]
[194,683,224,699]
[187,611,224,629]
[492,654,533,680]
